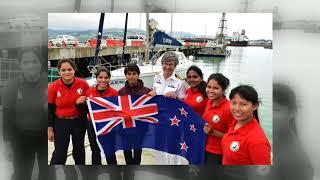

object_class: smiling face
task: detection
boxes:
[206,79,224,101]
[125,70,139,84]
[96,71,110,90]
[187,69,202,89]
[19,51,42,81]
[230,93,257,122]
[162,58,176,78]
[58,62,75,82]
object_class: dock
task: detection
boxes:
[48,46,203,61]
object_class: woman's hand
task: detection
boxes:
[48,127,55,142]
[203,123,212,134]
[163,91,177,99]
[148,90,157,97]
[76,96,87,105]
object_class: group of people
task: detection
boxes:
[47,51,271,165]
[2,48,313,180]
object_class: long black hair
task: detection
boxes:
[186,66,207,98]
[229,85,260,122]
[273,82,297,134]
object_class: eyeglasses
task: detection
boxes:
[162,62,175,67]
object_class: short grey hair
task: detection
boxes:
[161,51,179,65]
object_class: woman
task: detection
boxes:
[118,63,151,165]
[221,85,271,165]
[184,65,208,116]
[202,73,233,165]
[78,67,121,180]
[48,59,89,165]
[2,48,55,180]
[148,51,186,100]
[82,67,119,165]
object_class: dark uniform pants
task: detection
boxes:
[50,117,86,165]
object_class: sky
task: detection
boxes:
[48,13,272,40]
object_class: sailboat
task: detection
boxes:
[86,13,193,90]
[196,13,231,57]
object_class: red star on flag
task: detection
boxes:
[170,115,181,126]
[179,107,188,118]
[180,142,189,152]
[190,124,196,133]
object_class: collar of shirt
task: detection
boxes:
[95,84,109,94]
[160,72,177,82]
[57,77,78,89]
[229,117,259,136]
[207,97,228,108]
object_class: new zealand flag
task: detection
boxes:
[87,95,206,165]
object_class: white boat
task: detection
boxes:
[86,51,194,90]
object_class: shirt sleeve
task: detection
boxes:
[248,140,271,165]
[47,83,55,104]
[176,80,187,99]
[152,75,158,92]
[113,90,119,96]
[48,103,56,127]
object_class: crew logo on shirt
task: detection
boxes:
[57,90,62,97]
[196,96,203,103]
[212,114,220,123]
[76,88,83,95]
[230,141,240,152]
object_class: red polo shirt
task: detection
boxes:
[202,97,234,154]
[86,85,118,98]
[221,118,271,165]
[184,88,208,116]
[48,77,89,117]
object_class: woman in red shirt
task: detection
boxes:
[84,67,119,165]
[221,85,271,165]
[202,73,233,165]
[184,66,208,116]
[48,59,89,165]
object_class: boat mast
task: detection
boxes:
[92,13,105,67]
[110,0,114,12]
[74,0,81,12]
[216,13,227,45]
[145,13,150,63]
[121,13,129,65]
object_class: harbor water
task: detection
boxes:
[195,46,272,144]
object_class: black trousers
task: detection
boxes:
[10,128,56,180]
[205,151,223,165]
[86,120,117,165]
[50,117,86,165]
[123,149,142,165]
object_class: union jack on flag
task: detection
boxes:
[87,95,206,165]
[87,95,159,136]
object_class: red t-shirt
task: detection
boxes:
[202,97,234,154]
[86,85,118,98]
[48,77,89,117]
[221,118,271,165]
[184,88,208,116]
